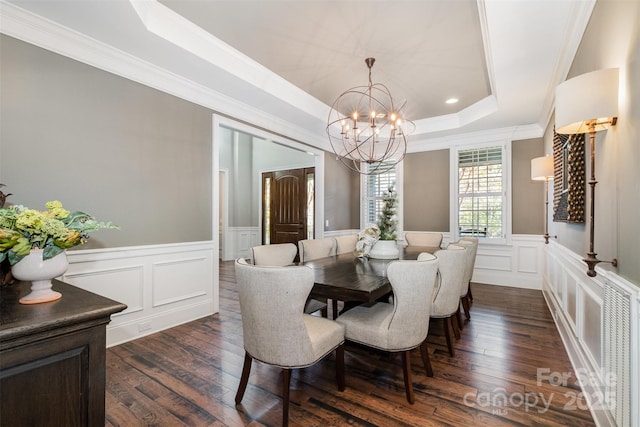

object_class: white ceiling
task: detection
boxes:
[0,0,596,151]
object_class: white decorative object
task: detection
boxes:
[369,239,399,260]
[12,250,68,304]
[354,223,380,257]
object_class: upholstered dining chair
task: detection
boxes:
[404,231,443,249]
[298,238,337,261]
[455,238,478,326]
[429,244,467,357]
[298,238,337,317]
[459,236,479,303]
[335,234,358,255]
[251,243,327,316]
[335,254,439,404]
[234,258,345,426]
[251,243,297,266]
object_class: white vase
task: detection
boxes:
[12,250,68,304]
[369,240,400,259]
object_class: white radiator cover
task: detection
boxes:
[603,279,633,427]
[543,241,639,427]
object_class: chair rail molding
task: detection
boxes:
[543,241,638,427]
[63,241,217,347]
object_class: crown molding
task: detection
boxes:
[408,123,543,152]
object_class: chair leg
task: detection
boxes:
[452,311,461,340]
[282,368,291,427]
[419,341,434,377]
[235,352,253,404]
[321,306,328,318]
[456,305,464,331]
[467,282,473,303]
[443,317,455,357]
[336,343,345,391]
[332,299,339,320]
[462,295,471,320]
[401,350,415,404]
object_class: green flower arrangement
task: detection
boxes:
[0,201,118,265]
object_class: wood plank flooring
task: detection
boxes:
[105,261,596,426]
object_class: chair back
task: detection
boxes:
[385,256,439,350]
[335,234,358,255]
[234,258,316,366]
[455,238,478,296]
[251,243,297,266]
[405,231,443,249]
[431,245,467,317]
[298,238,337,262]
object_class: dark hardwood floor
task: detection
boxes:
[105,261,596,426]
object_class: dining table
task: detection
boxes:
[302,245,439,318]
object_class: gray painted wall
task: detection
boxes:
[324,154,360,231]
[403,149,450,232]
[545,0,639,286]
[0,35,213,249]
[512,138,545,235]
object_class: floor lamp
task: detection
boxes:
[555,68,619,277]
[531,155,554,244]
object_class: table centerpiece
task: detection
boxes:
[0,200,118,304]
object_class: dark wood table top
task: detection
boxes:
[304,246,438,303]
[0,279,127,344]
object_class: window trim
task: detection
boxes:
[360,162,404,239]
[450,140,511,245]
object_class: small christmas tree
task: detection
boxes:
[377,185,398,241]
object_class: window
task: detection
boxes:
[362,162,402,230]
[455,144,508,240]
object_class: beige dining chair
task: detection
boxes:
[234,258,345,426]
[335,254,439,404]
[429,244,467,357]
[298,238,337,261]
[335,234,358,255]
[251,243,327,316]
[298,238,338,317]
[455,238,478,327]
[459,236,479,303]
[404,231,443,249]
[251,243,297,266]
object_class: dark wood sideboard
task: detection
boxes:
[0,279,126,426]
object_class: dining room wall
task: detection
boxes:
[403,149,450,232]
[0,34,214,248]
[0,34,218,346]
[512,137,545,235]
[324,153,360,231]
[544,0,639,286]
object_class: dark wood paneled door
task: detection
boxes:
[262,168,314,248]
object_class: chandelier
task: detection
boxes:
[326,58,412,175]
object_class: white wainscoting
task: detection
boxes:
[221,226,260,261]
[543,241,639,427]
[326,231,543,289]
[63,241,217,347]
[467,235,544,289]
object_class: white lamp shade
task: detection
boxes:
[531,155,554,181]
[555,68,619,135]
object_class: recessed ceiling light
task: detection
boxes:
[446,98,459,104]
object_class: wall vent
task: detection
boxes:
[603,279,631,426]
